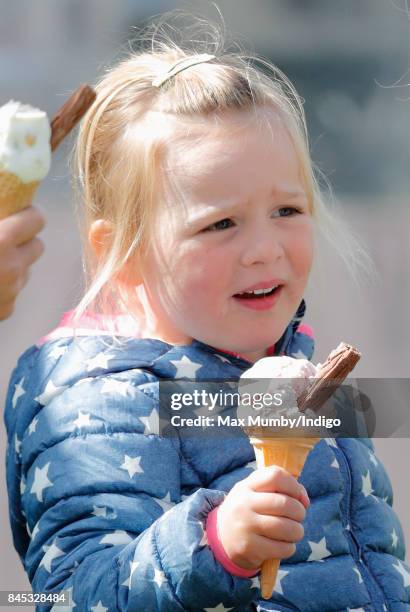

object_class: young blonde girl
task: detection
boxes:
[5,14,409,612]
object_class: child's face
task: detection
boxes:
[137,108,314,362]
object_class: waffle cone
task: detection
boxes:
[250,435,320,600]
[0,171,39,219]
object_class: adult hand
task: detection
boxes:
[0,206,45,320]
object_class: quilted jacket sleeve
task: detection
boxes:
[4,346,257,611]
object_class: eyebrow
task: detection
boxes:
[188,189,308,226]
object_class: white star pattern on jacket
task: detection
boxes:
[307,537,331,561]
[49,344,68,360]
[121,560,140,588]
[250,576,259,589]
[12,377,25,408]
[101,378,131,397]
[28,416,38,435]
[139,407,159,435]
[393,560,410,587]
[30,462,53,502]
[30,521,40,540]
[14,434,21,455]
[34,380,68,406]
[353,566,363,583]
[73,411,91,429]
[99,530,132,546]
[121,454,143,478]
[5,317,410,610]
[204,605,234,611]
[92,505,107,518]
[273,568,289,595]
[170,354,203,378]
[90,600,108,611]
[85,352,115,372]
[155,491,174,514]
[40,538,65,572]
[290,349,306,359]
[391,528,399,549]
[151,568,167,588]
[361,471,374,497]
[368,450,378,466]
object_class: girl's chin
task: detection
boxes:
[215,337,278,359]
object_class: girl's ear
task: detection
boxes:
[89,219,113,259]
[88,219,143,286]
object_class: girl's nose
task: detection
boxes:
[239,223,285,268]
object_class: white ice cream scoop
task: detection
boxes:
[0,101,51,183]
[240,355,317,396]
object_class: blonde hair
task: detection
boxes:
[71,9,371,330]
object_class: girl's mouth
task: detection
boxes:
[232,285,283,310]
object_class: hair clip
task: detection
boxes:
[152,54,216,88]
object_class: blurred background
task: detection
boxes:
[1,0,409,601]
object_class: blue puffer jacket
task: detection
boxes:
[4,302,410,611]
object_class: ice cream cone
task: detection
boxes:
[0,170,39,219]
[249,435,320,600]
[239,345,361,600]
[0,100,50,219]
[0,88,96,221]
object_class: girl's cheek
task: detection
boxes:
[291,223,314,266]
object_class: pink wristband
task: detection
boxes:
[205,506,260,578]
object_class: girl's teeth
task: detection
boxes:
[238,285,277,296]
[253,287,271,295]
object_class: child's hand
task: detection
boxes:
[216,466,310,571]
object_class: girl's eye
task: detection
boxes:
[273,207,302,218]
[203,218,234,232]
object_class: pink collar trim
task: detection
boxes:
[37,310,313,351]
[37,310,142,347]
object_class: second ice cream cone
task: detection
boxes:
[0,86,96,220]
[250,435,320,600]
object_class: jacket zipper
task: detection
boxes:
[332,440,388,612]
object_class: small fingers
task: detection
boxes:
[0,206,46,246]
[252,533,297,563]
[251,491,307,522]
[247,465,308,503]
[253,514,305,544]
